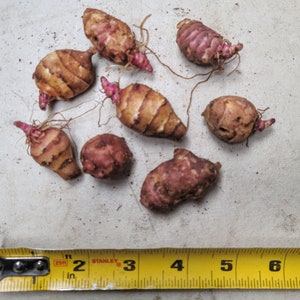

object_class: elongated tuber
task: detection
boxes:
[176,18,243,67]
[202,96,276,143]
[14,121,81,180]
[101,77,187,140]
[33,48,96,110]
[82,8,152,72]
[80,134,133,179]
[140,148,221,211]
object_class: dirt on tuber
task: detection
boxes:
[140,148,221,212]
[33,48,96,110]
[101,77,187,140]
[176,18,243,68]
[202,96,276,143]
[80,133,133,179]
[14,121,81,180]
[82,8,152,72]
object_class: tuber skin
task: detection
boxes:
[140,148,221,212]
[82,8,152,72]
[33,48,96,110]
[202,96,276,143]
[101,77,187,140]
[176,19,243,67]
[14,121,81,180]
[80,134,133,179]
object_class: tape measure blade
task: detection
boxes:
[1,248,300,291]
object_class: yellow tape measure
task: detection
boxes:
[0,248,299,291]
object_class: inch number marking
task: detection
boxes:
[123,260,136,271]
[73,260,86,272]
[220,260,233,271]
[170,259,184,271]
[269,260,281,272]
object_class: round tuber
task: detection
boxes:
[202,96,276,143]
[80,134,133,179]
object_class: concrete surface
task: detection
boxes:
[0,0,299,299]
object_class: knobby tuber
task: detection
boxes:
[140,148,221,212]
[80,134,133,179]
[176,18,243,67]
[101,77,187,140]
[83,8,152,72]
[202,96,276,143]
[14,121,81,180]
[33,48,96,110]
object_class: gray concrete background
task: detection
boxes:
[1,0,299,299]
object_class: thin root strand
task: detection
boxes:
[186,68,217,130]
[133,14,152,50]
[226,53,241,76]
[145,45,214,80]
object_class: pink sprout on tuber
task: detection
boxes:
[101,76,120,104]
[14,121,42,142]
[129,51,153,72]
[254,118,276,132]
[38,91,54,110]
